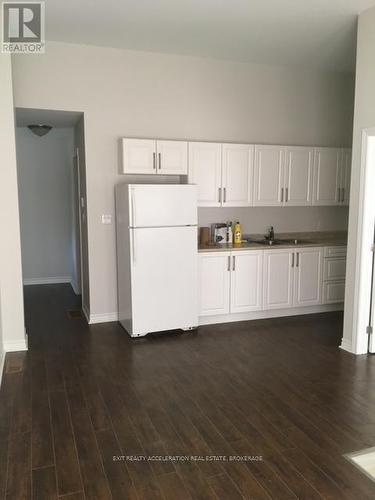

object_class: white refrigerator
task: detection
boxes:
[115,184,198,337]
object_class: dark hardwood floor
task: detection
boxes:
[1,284,375,499]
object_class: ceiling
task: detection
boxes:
[14,0,375,72]
[15,108,82,127]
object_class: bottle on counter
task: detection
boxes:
[233,221,242,244]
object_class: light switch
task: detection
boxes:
[101,214,112,224]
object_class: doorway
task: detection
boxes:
[14,108,90,318]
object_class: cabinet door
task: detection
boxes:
[198,253,230,316]
[294,248,322,307]
[230,251,263,313]
[253,146,285,206]
[284,147,313,206]
[156,140,188,175]
[263,250,294,310]
[312,148,341,205]
[341,148,352,205]
[222,144,254,207]
[122,138,156,174]
[188,142,222,207]
[323,281,345,304]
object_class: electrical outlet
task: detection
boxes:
[101,214,112,224]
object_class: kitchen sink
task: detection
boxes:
[251,238,316,246]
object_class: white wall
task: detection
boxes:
[0,297,4,385]
[199,206,348,235]
[11,42,354,319]
[16,127,76,285]
[342,5,375,354]
[0,54,26,352]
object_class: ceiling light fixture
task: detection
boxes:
[27,124,52,137]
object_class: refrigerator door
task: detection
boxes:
[129,184,197,228]
[130,226,198,336]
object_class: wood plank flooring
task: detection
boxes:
[1,283,375,499]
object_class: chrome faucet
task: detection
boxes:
[267,226,275,241]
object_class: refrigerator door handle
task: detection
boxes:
[132,231,136,265]
[130,189,136,227]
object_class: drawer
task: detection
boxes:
[323,258,346,281]
[324,246,347,258]
[323,281,345,304]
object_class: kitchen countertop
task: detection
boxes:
[198,231,347,253]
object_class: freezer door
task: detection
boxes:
[129,184,197,227]
[130,226,198,335]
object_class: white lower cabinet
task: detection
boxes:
[198,253,231,316]
[294,248,322,307]
[263,250,294,309]
[230,251,263,313]
[263,247,322,310]
[199,250,263,316]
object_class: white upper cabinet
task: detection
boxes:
[284,147,313,206]
[340,148,352,205]
[188,142,222,207]
[253,146,284,206]
[230,251,263,313]
[156,140,188,175]
[222,144,254,207]
[122,138,156,175]
[312,148,342,205]
[122,139,188,175]
[293,247,322,307]
[199,252,231,316]
[263,249,294,309]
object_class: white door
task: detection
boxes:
[199,252,230,316]
[284,147,313,206]
[341,148,352,205]
[130,226,198,335]
[156,140,188,175]
[253,145,285,206]
[122,138,156,174]
[129,184,197,227]
[230,251,263,313]
[312,148,341,205]
[263,250,294,309]
[222,144,254,207]
[294,248,322,307]
[188,142,222,207]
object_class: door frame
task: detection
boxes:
[342,128,375,354]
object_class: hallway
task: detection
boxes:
[1,285,375,499]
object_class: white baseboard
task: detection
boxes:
[70,279,81,295]
[340,338,354,353]
[89,312,118,324]
[199,303,344,326]
[3,337,28,352]
[23,276,72,286]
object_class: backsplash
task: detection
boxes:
[198,206,349,234]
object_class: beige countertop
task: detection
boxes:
[198,231,347,253]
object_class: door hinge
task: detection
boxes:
[366,325,373,335]
[371,244,375,252]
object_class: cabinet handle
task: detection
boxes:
[223,187,226,203]
[342,188,345,203]
[281,187,284,202]
[153,152,156,169]
[233,256,236,271]
[337,187,340,202]
[296,252,299,267]
[285,187,288,202]
[227,256,231,272]
[158,152,161,170]
[292,253,294,267]
[218,188,222,203]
